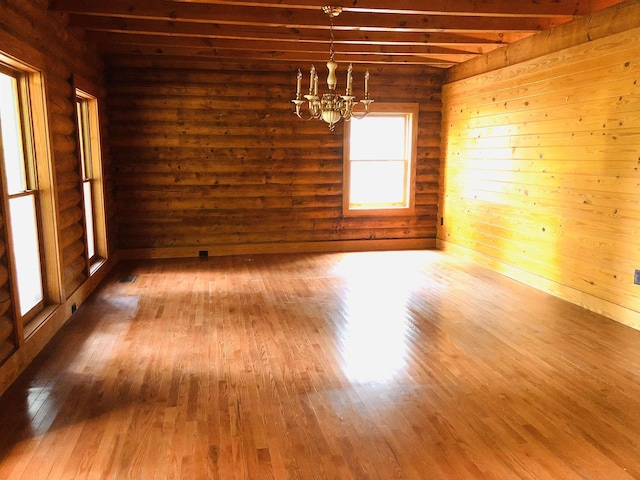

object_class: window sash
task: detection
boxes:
[8,193,44,318]
[348,159,409,209]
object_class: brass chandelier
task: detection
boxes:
[291,6,373,131]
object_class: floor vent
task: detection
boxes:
[118,275,138,283]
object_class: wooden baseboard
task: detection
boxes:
[119,238,437,260]
[437,239,640,332]
[0,252,120,397]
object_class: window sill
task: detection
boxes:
[23,304,58,341]
[89,257,107,276]
[343,206,415,217]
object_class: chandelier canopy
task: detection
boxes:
[291,6,373,131]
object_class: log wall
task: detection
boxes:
[438,3,640,329]
[106,57,442,257]
[0,0,115,392]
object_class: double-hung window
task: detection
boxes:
[0,60,60,332]
[75,89,107,273]
[343,103,419,215]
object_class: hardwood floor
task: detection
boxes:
[1,250,639,479]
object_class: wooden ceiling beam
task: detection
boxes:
[69,15,534,47]
[101,0,616,18]
[85,31,480,61]
[97,43,457,65]
[50,0,571,32]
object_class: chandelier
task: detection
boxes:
[291,5,373,131]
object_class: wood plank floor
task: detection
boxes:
[1,250,640,479]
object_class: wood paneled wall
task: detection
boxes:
[438,3,640,328]
[106,57,442,257]
[0,179,13,363]
[0,0,115,392]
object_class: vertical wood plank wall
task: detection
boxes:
[439,23,640,328]
[0,0,114,390]
[106,57,442,257]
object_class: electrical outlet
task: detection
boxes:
[635,270,640,285]
[199,250,209,258]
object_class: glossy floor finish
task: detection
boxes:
[1,251,640,479]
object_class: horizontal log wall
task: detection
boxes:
[0,179,15,363]
[106,57,442,256]
[0,0,116,393]
[439,5,640,329]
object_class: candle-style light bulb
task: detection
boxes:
[309,65,316,93]
[313,71,319,96]
[364,70,370,97]
[296,69,302,96]
[346,63,353,96]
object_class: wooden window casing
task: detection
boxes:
[75,88,108,274]
[343,103,419,217]
[0,58,62,340]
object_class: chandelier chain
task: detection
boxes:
[329,15,335,62]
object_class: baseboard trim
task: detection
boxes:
[119,238,437,260]
[437,239,640,331]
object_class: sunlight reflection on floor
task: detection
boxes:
[332,252,425,383]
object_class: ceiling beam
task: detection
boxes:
[97,43,457,65]
[50,0,571,32]
[124,0,616,17]
[85,31,479,62]
[71,15,533,49]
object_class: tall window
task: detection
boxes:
[0,61,61,335]
[0,68,43,319]
[75,89,107,273]
[343,103,419,215]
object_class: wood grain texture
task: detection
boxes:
[0,158,16,360]
[1,251,640,479]
[438,19,640,327]
[1,0,112,306]
[0,0,114,384]
[106,57,442,254]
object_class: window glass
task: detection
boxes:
[350,116,406,161]
[9,195,43,315]
[0,73,28,194]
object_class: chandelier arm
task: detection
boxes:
[294,111,322,121]
[342,99,375,121]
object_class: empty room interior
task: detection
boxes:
[1,0,640,478]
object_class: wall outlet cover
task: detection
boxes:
[635,269,640,285]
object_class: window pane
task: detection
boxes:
[9,195,43,315]
[83,180,95,259]
[350,160,407,207]
[349,116,406,161]
[0,72,28,194]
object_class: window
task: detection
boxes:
[75,89,107,273]
[343,103,418,215]
[0,61,61,332]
